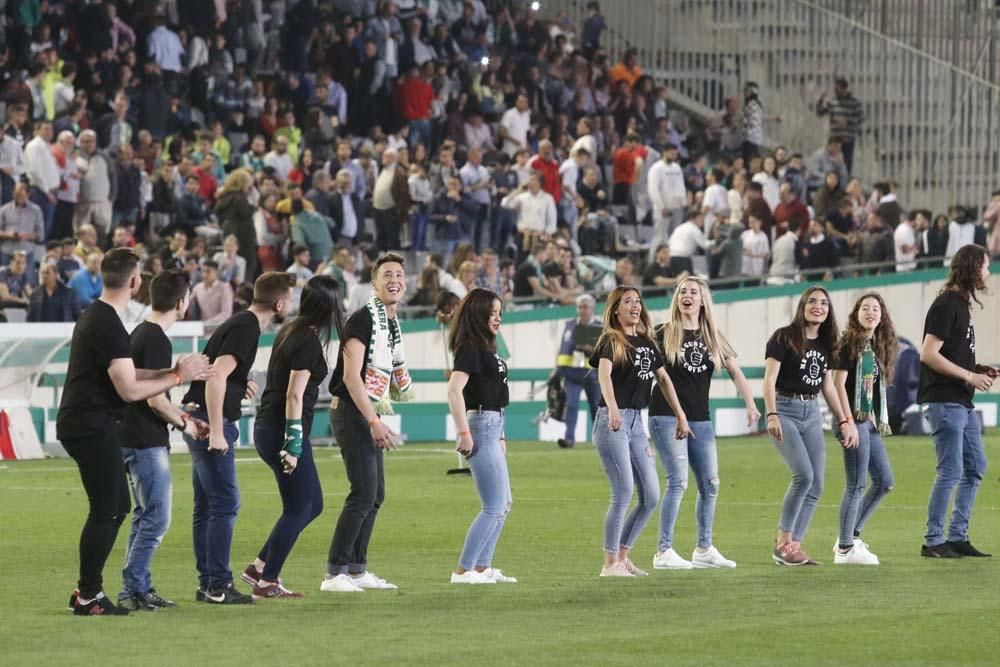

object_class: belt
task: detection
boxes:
[776,390,817,401]
[467,407,504,414]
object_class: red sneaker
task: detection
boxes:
[772,541,809,566]
[240,563,262,587]
[252,581,304,600]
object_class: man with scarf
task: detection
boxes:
[323,253,413,593]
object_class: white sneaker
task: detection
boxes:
[623,558,648,576]
[853,538,880,563]
[652,548,694,570]
[320,574,364,592]
[691,546,737,569]
[599,561,635,577]
[350,571,398,590]
[482,568,518,583]
[833,544,879,565]
[450,570,496,584]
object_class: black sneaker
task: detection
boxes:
[145,589,177,608]
[120,592,158,612]
[67,589,79,611]
[203,583,255,605]
[195,588,208,602]
[73,592,130,616]
[921,543,962,559]
[946,540,992,558]
[557,439,575,449]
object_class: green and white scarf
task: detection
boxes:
[854,342,891,435]
[364,296,414,415]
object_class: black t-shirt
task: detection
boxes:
[589,334,663,409]
[650,326,715,421]
[182,311,261,421]
[765,331,831,396]
[453,345,509,410]
[833,344,882,418]
[329,307,399,400]
[56,300,133,440]
[122,322,173,448]
[917,290,976,407]
[257,326,329,432]
[513,260,539,297]
[642,262,675,287]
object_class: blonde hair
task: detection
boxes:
[661,276,734,367]
[220,167,254,195]
[596,286,654,366]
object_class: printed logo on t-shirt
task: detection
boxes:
[799,350,826,387]
[634,346,656,380]
[681,339,711,374]
[967,323,976,352]
[495,353,508,384]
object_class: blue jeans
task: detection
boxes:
[924,403,987,546]
[408,119,431,150]
[772,396,825,542]
[592,407,660,553]
[491,207,516,254]
[254,421,324,581]
[560,367,600,444]
[29,186,54,240]
[120,446,173,599]
[838,421,894,546]
[650,418,719,550]
[184,411,241,590]
[457,411,512,570]
[470,203,489,253]
[410,210,429,251]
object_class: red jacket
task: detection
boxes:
[774,198,810,241]
[394,77,434,121]
[528,155,561,204]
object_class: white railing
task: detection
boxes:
[548,0,1000,210]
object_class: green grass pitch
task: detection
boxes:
[1,431,998,666]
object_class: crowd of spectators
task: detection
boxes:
[0,0,997,324]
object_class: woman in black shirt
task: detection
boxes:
[650,277,759,570]
[590,286,689,578]
[243,276,342,599]
[763,286,855,566]
[447,289,516,585]
[831,293,897,565]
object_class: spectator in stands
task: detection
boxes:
[501,173,557,252]
[581,2,607,59]
[742,181,774,240]
[669,210,710,276]
[97,92,134,154]
[895,212,919,272]
[460,146,492,252]
[752,155,780,212]
[191,260,234,325]
[768,219,800,285]
[857,211,895,273]
[24,120,59,240]
[529,140,562,205]
[240,135,268,174]
[608,48,642,90]
[742,82,781,163]
[217,169,258,281]
[647,143,686,262]
[69,250,104,308]
[712,214,745,282]
[774,182,809,240]
[286,244,315,313]
[75,224,99,260]
[873,181,903,229]
[799,219,840,281]
[264,135,294,182]
[395,66,435,150]
[0,251,33,308]
[0,183,44,284]
[213,235,247,287]
[330,170,363,245]
[924,213,950,259]
[73,130,117,244]
[499,93,532,156]
[812,170,845,224]
[808,138,848,195]
[816,78,865,173]
[372,147,410,251]
[514,241,564,302]
[56,238,83,282]
[642,243,682,289]
[741,213,770,278]
[702,168,729,239]
[430,176,472,257]
[177,175,210,233]
[113,145,142,231]
[290,199,336,264]
[0,123,26,205]
[945,206,977,261]
[28,262,80,322]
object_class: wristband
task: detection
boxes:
[458,430,471,437]
[171,371,182,386]
[283,418,303,458]
[838,420,849,426]
[766,412,778,418]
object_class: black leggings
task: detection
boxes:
[62,430,131,598]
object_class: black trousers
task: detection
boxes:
[373,208,401,252]
[327,398,385,575]
[62,428,131,598]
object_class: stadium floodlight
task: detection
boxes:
[530,2,540,11]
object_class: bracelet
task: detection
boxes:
[766,412,778,418]
[171,371,182,386]
[838,420,849,426]
[173,413,189,431]
[458,430,471,437]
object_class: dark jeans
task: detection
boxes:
[560,367,600,444]
[53,200,76,241]
[470,202,489,253]
[0,172,13,204]
[62,427,132,598]
[374,208,401,251]
[491,206,516,255]
[254,421,324,581]
[327,398,385,576]
[184,411,241,590]
[842,140,856,175]
[29,186,55,241]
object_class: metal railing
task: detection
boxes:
[547,0,1000,211]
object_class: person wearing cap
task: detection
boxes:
[816,78,865,174]
[555,294,603,449]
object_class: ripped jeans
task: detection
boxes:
[457,411,512,570]
[649,417,719,550]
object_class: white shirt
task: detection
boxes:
[501,188,557,235]
[559,158,580,199]
[945,221,976,260]
[893,220,917,272]
[702,183,729,236]
[571,134,597,160]
[53,82,75,118]
[0,135,25,178]
[500,108,531,156]
[459,162,491,206]
[647,159,686,214]
[752,172,780,211]
[147,25,186,73]
[741,228,770,276]
[24,136,60,192]
[263,150,293,181]
[769,231,798,279]
[727,188,744,223]
[57,150,80,203]
[669,220,710,258]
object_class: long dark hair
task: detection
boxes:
[835,292,898,386]
[773,285,839,355]
[943,244,989,308]
[274,275,344,353]
[448,288,499,355]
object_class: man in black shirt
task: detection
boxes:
[323,253,409,593]
[59,249,211,616]
[118,270,208,611]
[181,271,296,604]
[918,245,997,559]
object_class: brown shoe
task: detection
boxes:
[772,541,809,566]
[252,581,304,600]
[240,563,261,587]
